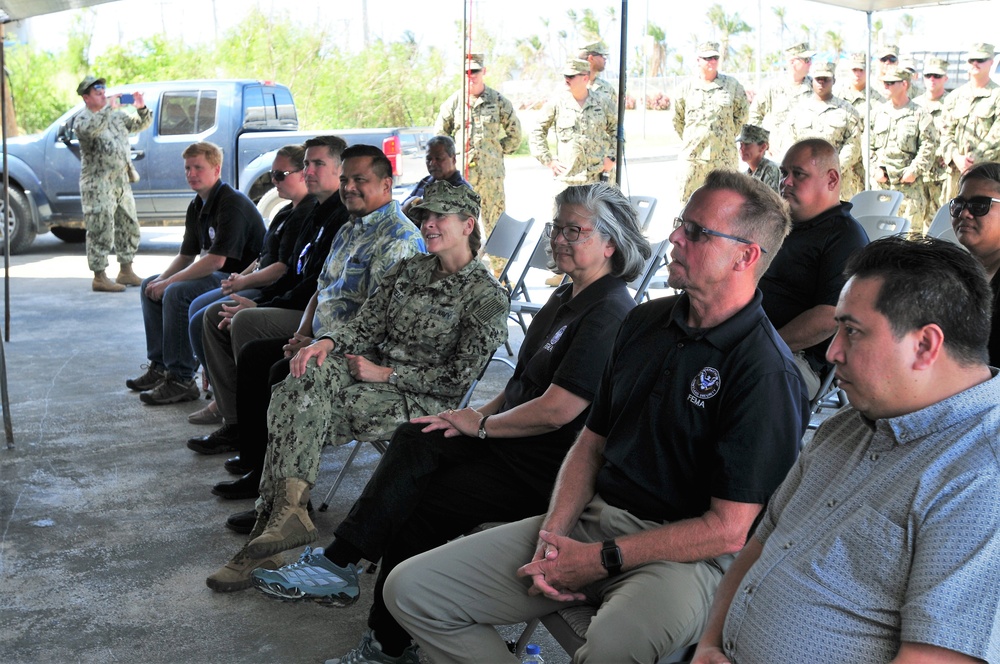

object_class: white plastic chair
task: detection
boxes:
[926,203,963,246]
[855,215,911,241]
[850,190,904,218]
[628,195,658,234]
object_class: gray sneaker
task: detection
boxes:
[139,373,199,405]
[324,630,419,664]
[125,364,165,392]
[252,546,360,606]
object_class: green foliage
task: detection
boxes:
[6,45,76,134]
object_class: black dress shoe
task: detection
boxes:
[211,470,261,500]
[187,423,240,455]
[224,455,252,476]
[225,508,256,534]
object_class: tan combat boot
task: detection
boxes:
[92,270,126,293]
[115,263,143,287]
[206,508,283,592]
[245,477,317,558]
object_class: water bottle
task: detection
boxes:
[521,643,544,663]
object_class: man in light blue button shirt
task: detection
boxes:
[694,235,1000,664]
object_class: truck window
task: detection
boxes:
[159,91,218,136]
[243,85,297,129]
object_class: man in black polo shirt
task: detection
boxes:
[385,171,809,663]
[127,141,265,405]
[762,138,869,397]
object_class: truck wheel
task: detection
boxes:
[0,187,36,254]
[255,187,290,225]
[51,227,87,243]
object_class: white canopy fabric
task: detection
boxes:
[0,0,117,22]
[808,0,978,10]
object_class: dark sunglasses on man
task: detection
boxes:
[880,55,898,64]
[950,196,1000,218]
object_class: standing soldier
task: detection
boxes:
[899,56,924,100]
[913,57,951,217]
[672,41,749,203]
[434,53,522,237]
[787,62,864,199]
[74,75,152,292]
[530,58,617,191]
[870,69,939,234]
[749,42,814,158]
[940,43,1000,201]
[876,44,900,80]
[837,52,885,196]
[578,40,617,105]
[737,124,781,193]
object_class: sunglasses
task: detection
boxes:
[90,84,106,91]
[880,56,898,63]
[673,218,766,253]
[269,169,301,183]
[949,196,1000,217]
[884,80,904,86]
[544,222,595,244]
[925,73,945,79]
[701,55,720,61]
[969,58,990,64]
[814,77,832,83]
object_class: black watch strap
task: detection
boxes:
[600,538,623,577]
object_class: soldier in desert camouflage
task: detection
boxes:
[738,124,781,193]
[914,57,952,217]
[578,39,618,105]
[672,41,749,203]
[434,53,521,237]
[749,42,815,158]
[74,75,152,292]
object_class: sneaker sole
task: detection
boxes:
[251,576,359,607]
[186,440,238,455]
[140,390,200,405]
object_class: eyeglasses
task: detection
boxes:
[969,58,990,64]
[673,217,766,253]
[880,56,898,63]
[544,222,595,244]
[270,169,301,183]
[949,196,1000,217]
[925,73,946,79]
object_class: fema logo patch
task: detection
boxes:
[543,325,567,352]
[690,367,721,400]
[208,227,216,241]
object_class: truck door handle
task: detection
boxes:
[131,150,146,161]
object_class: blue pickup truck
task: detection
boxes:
[3,79,430,253]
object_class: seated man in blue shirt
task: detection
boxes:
[401,135,469,222]
[384,171,809,663]
[693,236,1000,664]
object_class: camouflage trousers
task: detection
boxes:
[919,178,949,229]
[842,162,865,201]
[468,165,506,237]
[877,180,927,235]
[258,355,449,507]
[678,159,713,205]
[82,178,140,272]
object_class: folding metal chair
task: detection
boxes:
[628,195,658,234]
[849,190,904,218]
[485,212,535,291]
[855,215,911,241]
[807,366,848,433]
[629,237,672,303]
[508,235,555,333]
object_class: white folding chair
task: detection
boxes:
[485,212,535,291]
[628,195,658,234]
[855,215,911,241]
[926,203,963,246]
[850,190,904,218]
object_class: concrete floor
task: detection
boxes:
[0,231,565,664]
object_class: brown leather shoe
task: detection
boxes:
[116,263,143,286]
[93,270,125,292]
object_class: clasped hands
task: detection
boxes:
[515,529,605,602]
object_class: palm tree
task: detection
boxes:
[647,22,668,77]
[772,6,788,48]
[824,29,845,62]
[706,3,752,68]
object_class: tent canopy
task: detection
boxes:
[808,0,978,11]
[0,0,117,22]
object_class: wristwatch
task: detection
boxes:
[477,415,490,440]
[387,370,399,386]
[600,539,623,577]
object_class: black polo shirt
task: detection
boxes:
[591,291,808,523]
[256,192,350,310]
[759,201,869,372]
[989,271,1000,367]
[492,273,637,494]
[260,193,316,270]
[179,180,266,274]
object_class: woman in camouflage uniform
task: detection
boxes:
[208,181,510,591]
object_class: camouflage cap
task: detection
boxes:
[562,58,591,77]
[736,124,769,144]
[812,61,836,78]
[465,53,485,71]
[924,57,949,76]
[786,42,815,59]
[877,44,899,59]
[881,68,911,83]
[579,40,609,56]
[410,181,481,220]
[847,52,868,69]
[697,41,721,58]
[77,75,106,96]
[898,57,918,74]
[968,42,996,59]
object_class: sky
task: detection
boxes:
[16,0,1000,68]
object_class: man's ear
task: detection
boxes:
[912,323,945,371]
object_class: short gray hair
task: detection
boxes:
[555,183,652,282]
[426,135,457,158]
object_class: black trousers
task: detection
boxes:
[234,337,292,471]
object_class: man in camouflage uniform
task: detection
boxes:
[914,57,952,218]
[672,42,749,203]
[836,52,886,197]
[870,69,939,234]
[941,43,1000,202]
[531,58,617,192]
[749,42,814,159]
[74,75,152,292]
[434,53,521,237]
[899,56,925,100]
[787,62,864,199]
[578,40,618,105]
[737,124,781,193]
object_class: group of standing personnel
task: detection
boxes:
[672,39,1000,235]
